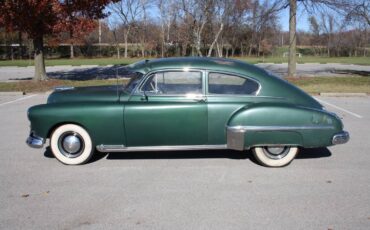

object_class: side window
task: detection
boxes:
[208,72,259,95]
[141,71,202,95]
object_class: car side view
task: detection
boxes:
[26,57,349,167]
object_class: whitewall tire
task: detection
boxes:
[252,146,298,167]
[50,124,93,165]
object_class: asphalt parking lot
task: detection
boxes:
[0,93,369,229]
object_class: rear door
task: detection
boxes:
[206,71,261,145]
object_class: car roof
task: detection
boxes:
[128,57,268,79]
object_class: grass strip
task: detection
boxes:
[0,56,369,67]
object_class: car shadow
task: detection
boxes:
[43,147,331,164]
[105,149,249,160]
[47,65,131,81]
[296,147,332,159]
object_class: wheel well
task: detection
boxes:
[47,122,87,139]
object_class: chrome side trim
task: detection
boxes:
[332,131,349,145]
[226,127,246,151]
[227,125,334,132]
[26,132,45,148]
[96,144,227,152]
[54,86,75,91]
[226,125,335,151]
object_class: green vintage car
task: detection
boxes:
[26,57,349,167]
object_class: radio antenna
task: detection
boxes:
[116,65,119,99]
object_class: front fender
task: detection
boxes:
[226,103,343,150]
[28,102,124,145]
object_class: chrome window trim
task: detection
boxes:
[206,70,261,96]
[132,68,206,97]
[96,144,227,152]
[206,95,284,100]
[123,72,145,95]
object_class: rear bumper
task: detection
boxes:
[332,131,349,145]
[26,132,45,148]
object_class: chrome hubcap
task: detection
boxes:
[262,146,290,160]
[58,132,84,158]
[63,135,81,154]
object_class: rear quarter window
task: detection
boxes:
[208,72,260,95]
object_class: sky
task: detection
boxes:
[107,2,313,32]
[279,8,310,32]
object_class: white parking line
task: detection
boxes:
[315,97,363,119]
[0,94,37,107]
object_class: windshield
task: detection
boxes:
[124,72,144,94]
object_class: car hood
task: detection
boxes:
[47,85,125,104]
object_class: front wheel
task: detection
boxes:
[50,124,93,165]
[252,146,298,167]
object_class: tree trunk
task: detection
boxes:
[11,47,14,61]
[288,0,297,78]
[161,41,165,58]
[207,23,224,57]
[124,33,129,58]
[182,43,187,56]
[18,31,22,60]
[70,44,74,58]
[248,45,252,56]
[116,45,120,59]
[33,36,47,81]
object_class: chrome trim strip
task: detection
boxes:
[226,125,335,132]
[54,86,75,91]
[26,132,45,148]
[96,144,227,152]
[226,127,245,151]
[225,125,335,151]
[332,131,349,145]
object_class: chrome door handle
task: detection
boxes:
[193,97,206,102]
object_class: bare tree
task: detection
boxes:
[107,17,124,59]
[320,13,335,56]
[288,0,297,77]
[157,0,177,57]
[207,0,238,57]
[181,0,214,56]
[308,15,322,55]
[275,0,360,77]
[110,0,143,58]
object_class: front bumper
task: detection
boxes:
[332,131,350,145]
[26,132,45,148]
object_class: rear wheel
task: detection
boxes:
[252,146,298,167]
[50,124,93,165]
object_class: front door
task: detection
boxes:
[124,70,207,147]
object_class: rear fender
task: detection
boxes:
[226,103,342,150]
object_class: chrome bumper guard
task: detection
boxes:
[26,132,45,148]
[332,131,349,145]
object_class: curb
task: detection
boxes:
[319,92,367,97]
[0,91,25,96]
